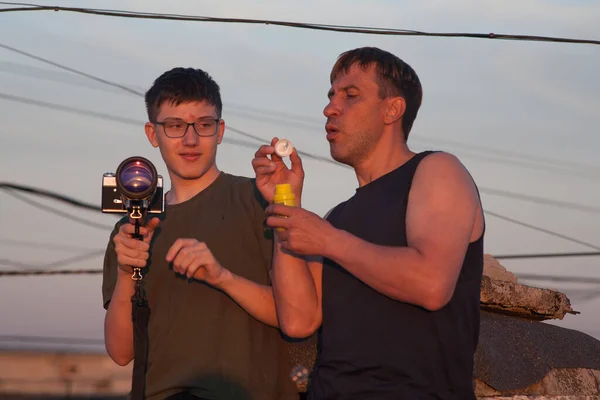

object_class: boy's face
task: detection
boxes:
[144,100,224,184]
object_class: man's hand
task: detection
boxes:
[113,217,161,277]
[252,137,304,204]
[266,204,337,256]
[166,239,230,287]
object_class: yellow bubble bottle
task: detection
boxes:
[273,184,295,231]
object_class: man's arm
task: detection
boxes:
[271,244,322,338]
[323,152,483,310]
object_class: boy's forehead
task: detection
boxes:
[157,100,217,116]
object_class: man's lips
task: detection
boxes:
[325,124,339,140]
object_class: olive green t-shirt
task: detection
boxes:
[102,172,297,400]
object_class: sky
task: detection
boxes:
[0,0,599,354]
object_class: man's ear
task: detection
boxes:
[145,122,159,148]
[383,97,406,125]
[216,119,225,145]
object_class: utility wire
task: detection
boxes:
[484,210,600,251]
[0,42,142,96]
[0,238,101,252]
[3,182,600,263]
[0,92,264,149]
[516,273,600,284]
[0,249,105,270]
[0,268,102,276]
[0,334,104,345]
[2,188,114,230]
[479,188,600,214]
[2,45,599,254]
[494,251,600,260]
[0,3,599,46]
[412,136,600,174]
[3,90,598,214]
[3,92,599,250]
[6,58,599,177]
[0,91,341,166]
[3,43,599,177]
[0,182,101,212]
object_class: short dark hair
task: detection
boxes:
[145,67,223,122]
[330,47,423,140]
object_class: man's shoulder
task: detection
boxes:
[417,151,466,173]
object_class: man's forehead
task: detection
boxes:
[331,64,377,88]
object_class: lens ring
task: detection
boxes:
[115,156,158,200]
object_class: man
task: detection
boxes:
[252,47,485,399]
[102,67,298,400]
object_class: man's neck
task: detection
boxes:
[354,132,415,187]
[166,166,221,205]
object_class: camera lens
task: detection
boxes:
[120,161,153,193]
[116,156,158,200]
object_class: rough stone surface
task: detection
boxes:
[484,254,518,283]
[542,369,599,396]
[480,276,578,320]
[479,397,600,399]
[476,379,502,396]
[475,312,600,392]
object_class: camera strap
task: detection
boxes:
[130,222,150,400]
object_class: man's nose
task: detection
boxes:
[323,100,340,118]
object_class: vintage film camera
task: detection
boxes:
[101,156,164,219]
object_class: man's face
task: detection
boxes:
[323,63,387,166]
[145,100,224,183]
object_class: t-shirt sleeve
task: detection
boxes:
[248,179,274,277]
[102,217,127,310]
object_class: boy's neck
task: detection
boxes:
[166,166,221,205]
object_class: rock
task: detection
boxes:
[480,276,579,320]
[484,254,518,283]
[475,311,600,395]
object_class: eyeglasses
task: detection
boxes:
[154,118,220,138]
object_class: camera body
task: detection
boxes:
[101,173,164,214]
[101,156,165,216]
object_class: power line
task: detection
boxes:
[0,42,142,96]
[0,182,101,212]
[0,238,101,252]
[2,46,598,254]
[412,136,600,174]
[4,42,598,177]
[6,57,598,179]
[0,268,103,276]
[3,91,598,249]
[0,92,265,149]
[2,188,114,230]
[0,334,104,345]
[0,59,325,128]
[516,273,600,284]
[0,90,341,167]
[0,250,105,270]
[415,146,600,181]
[1,3,599,46]
[494,251,600,260]
[479,188,600,214]
[485,210,600,251]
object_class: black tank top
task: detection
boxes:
[308,151,484,400]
